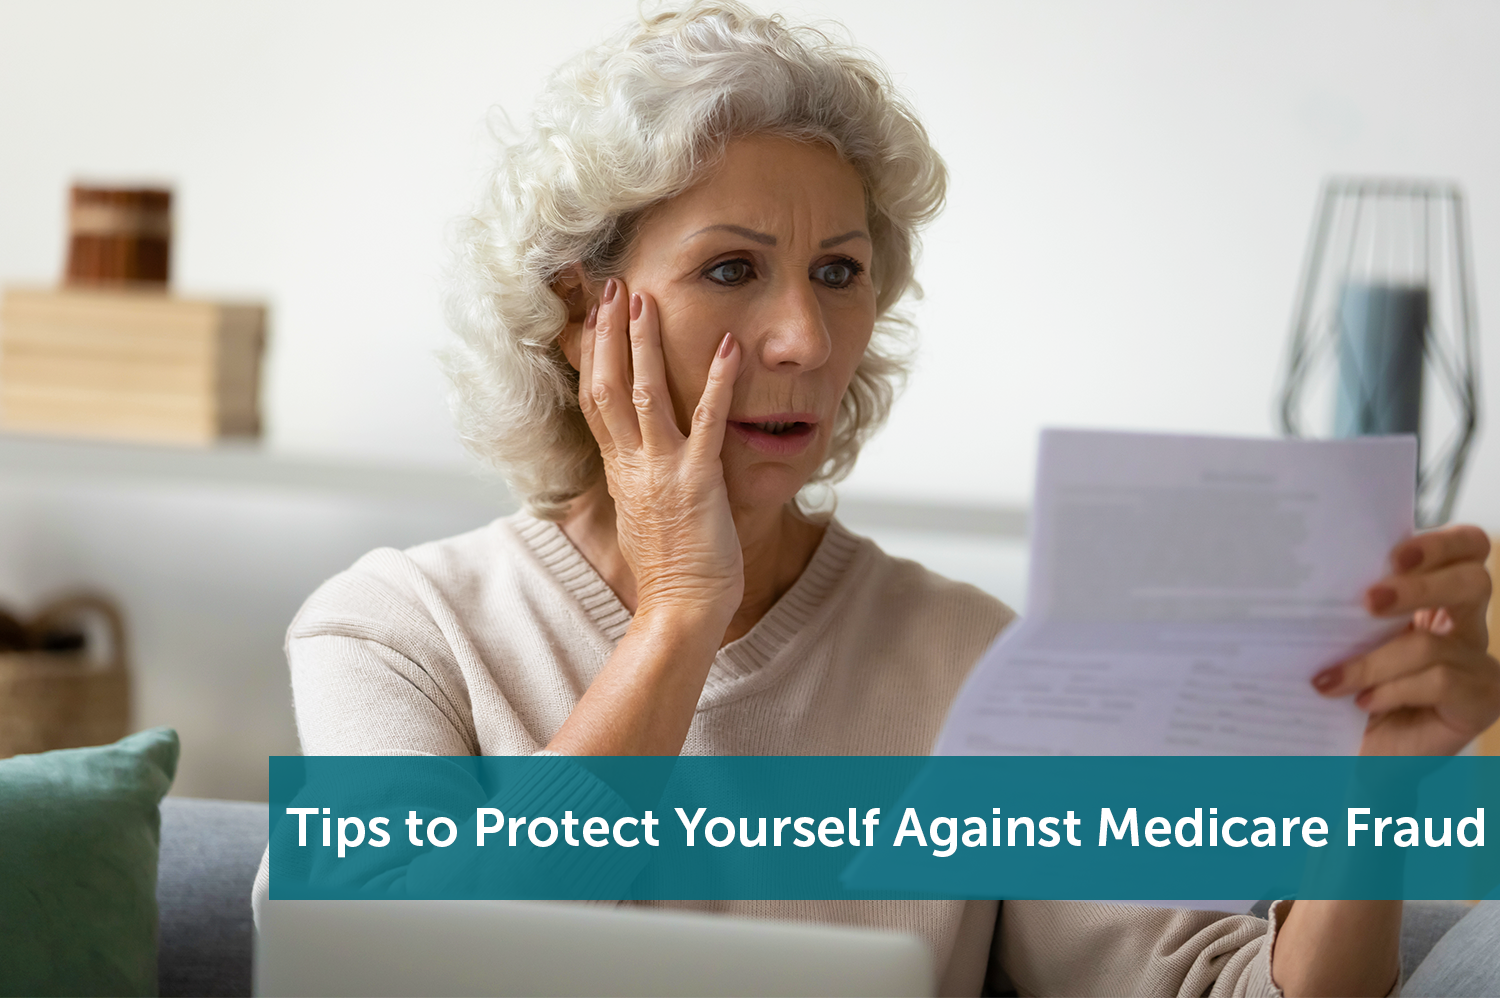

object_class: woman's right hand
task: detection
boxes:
[578,277,744,633]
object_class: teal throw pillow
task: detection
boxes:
[0,727,179,997]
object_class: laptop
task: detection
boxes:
[255,899,935,997]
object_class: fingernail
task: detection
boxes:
[1396,546,1423,573]
[586,303,598,327]
[1367,585,1396,614]
[1312,665,1342,692]
[1355,689,1373,709]
[602,279,617,305]
[718,333,734,358]
[629,293,642,321]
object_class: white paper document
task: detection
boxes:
[935,429,1417,758]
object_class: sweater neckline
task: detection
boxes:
[509,511,863,701]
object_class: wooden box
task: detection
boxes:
[0,286,264,444]
[65,186,173,287]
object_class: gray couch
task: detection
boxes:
[157,797,267,997]
[157,798,1484,997]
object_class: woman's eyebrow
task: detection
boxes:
[684,224,777,245]
[681,225,872,248]
[820,230,870,248]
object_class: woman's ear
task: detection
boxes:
[552,266,593,372]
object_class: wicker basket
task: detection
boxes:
[0,595,130,759]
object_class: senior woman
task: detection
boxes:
[254,3,1500,996]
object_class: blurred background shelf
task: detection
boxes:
[0,431,513,505]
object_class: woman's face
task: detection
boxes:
[616,134,877,510]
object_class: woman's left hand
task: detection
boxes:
[1313,524,1500,755]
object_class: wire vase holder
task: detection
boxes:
[1276,178,1480,527]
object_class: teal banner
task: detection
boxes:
[268,756,1500,901]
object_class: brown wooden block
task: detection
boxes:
[0,286,264,445]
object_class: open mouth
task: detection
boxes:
[727,416,819,455]
[732,420,815,437]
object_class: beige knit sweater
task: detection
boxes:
[252,512,1288,997]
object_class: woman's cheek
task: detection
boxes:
[832,315,875,381]
[660,333,715,433]
[660,300,737,427]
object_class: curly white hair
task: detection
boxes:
[444,0,947,520]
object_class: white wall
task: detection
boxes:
[3,0,1499,518]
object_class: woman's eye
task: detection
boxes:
[814,260,861,289]
[705,260,753,285]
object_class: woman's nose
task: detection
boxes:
[756,279,832,370]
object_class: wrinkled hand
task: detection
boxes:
[578,278,743,626]
[1313,525,1500,755]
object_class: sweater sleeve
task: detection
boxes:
[289,633,480,754]
[283,543,552,756]
[996,900,1290,997]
